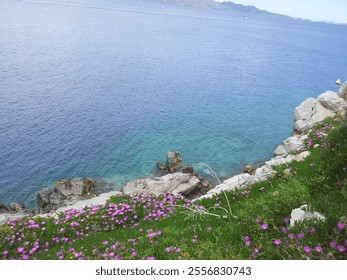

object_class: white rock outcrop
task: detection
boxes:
[317,91,347,114]
[121,172,211,198]
[290,204,326,228]
[294,90,347,134]
[294,98,335,134]
[194,150,312,201]
[273,136,304,157]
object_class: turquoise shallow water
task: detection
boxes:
[1,0,347,208]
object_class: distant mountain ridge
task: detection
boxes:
[144,1,340,23]
[148,1,296,19]
[221,1,293,19]
[221,1,272,14]
[148,0,224,9]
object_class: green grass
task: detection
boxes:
[1,117,346,260]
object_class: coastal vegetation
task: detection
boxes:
[1,117,346,260]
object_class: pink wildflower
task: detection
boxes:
[260,224,268,230]
[337,223,345,230]
[337,245,346,253]
[315,246,322,252]
[274,239,281,245]
[303,246,311,253]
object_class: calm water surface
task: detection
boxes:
[1,0,347,207]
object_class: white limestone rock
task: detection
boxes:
[274,135,305,156]
[121,172,210,199]
[294,98,335,133]
[299,151,311,159]
[293,151,311,162]
[223,173,251,187]
[253,165,276,182]
[294,98,317,122]
[273,145,287,157]
[317,91,347,115]
[299,134,308,141]
[265,155,295,167]
[290,204,326,228]
[193,173,253,201]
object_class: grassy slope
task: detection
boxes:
[1,117,346,260]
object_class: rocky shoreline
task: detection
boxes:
[1,82,346,225]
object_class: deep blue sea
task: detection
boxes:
[1,0,347,208]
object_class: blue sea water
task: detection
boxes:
[1,0,347,208]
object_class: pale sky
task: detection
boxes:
[216,0,347,23]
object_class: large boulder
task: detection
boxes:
[317,91,347,115]
[294,92,347,134]
[294,98,335,134]
[156,151,183,173]
[121,172,212,200]
[37,178,98,211]
[166,151,183,172]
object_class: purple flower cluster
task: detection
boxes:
[242,235,260,259]
[0,192,185,260]
[304,123,331,150]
